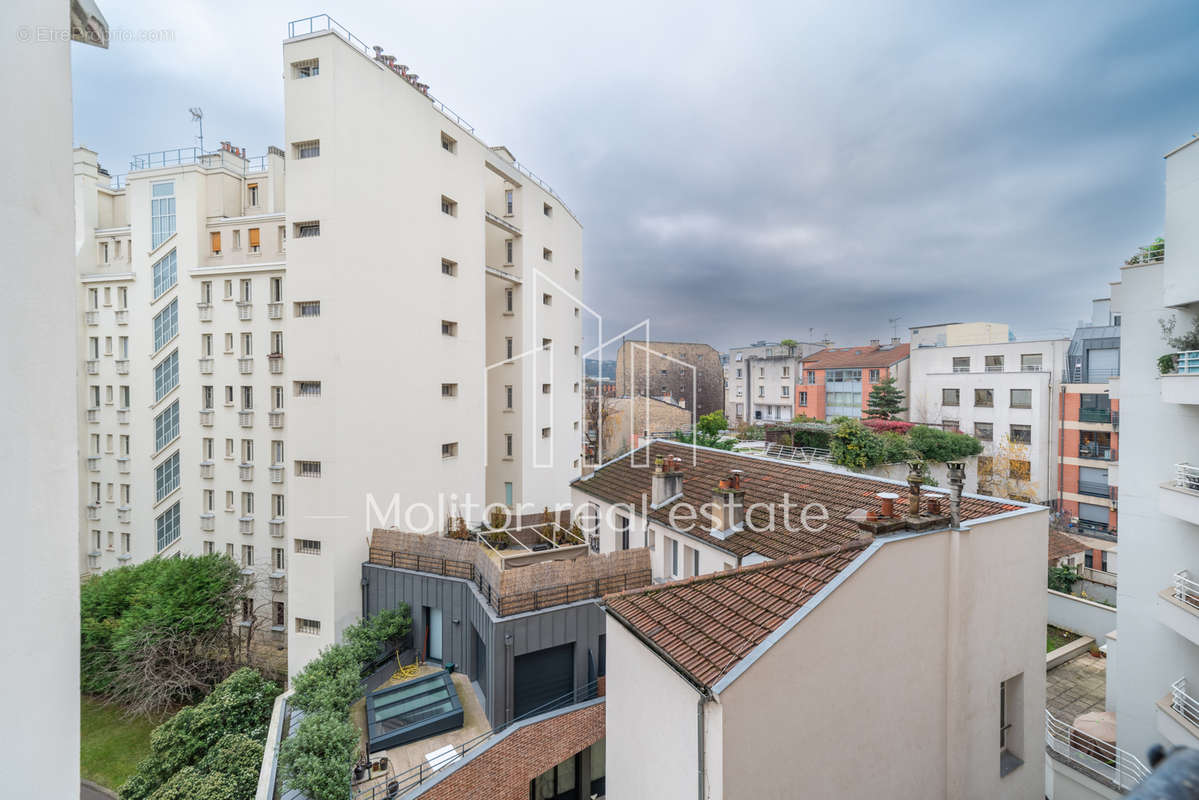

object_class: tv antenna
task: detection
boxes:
[189,107,204,153]
[888,316,902,340]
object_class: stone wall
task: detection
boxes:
[614,340,725,418]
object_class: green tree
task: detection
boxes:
[906,425,982,462]
[829,418,885,470]
[780,338,799,354]
[1048,565,1079,594]
[695,409,728,437]
[865,376,907,420]
[279,711,360,800]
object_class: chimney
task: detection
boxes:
[906,462,923,516]
[651,456,684,507]
[946,461,966,528]
[870,338,880,347]
[709,470,745,538]
[877,492,899,518]
[891,336,901,345]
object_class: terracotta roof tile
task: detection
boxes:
[1048,529,1087,562]
[800,343,911,369]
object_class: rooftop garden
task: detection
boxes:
[770,416,982,475]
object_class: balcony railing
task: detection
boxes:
[85,359,99,374]
[197,302,212,322]
[1078,408,1112,424]
[199,410,214,426]
[1173,678,1199,729]
[1078,480,1110,498]
[269,355,284,374]
[86,504,100,521]
[237,301,252,321]
[238,411,254,428]
[1173,571,1199,611]
[270,519,285,538]
[269,464,284,483]
[239,464,254,481]
[86,408,99,423]
[117,457,129,474]
[269,411,285,428]
[115,359,129,375]
[114,309,128,325]
[238,357,253,375]
[239,516,254,535]
[87,456,100,472]
[200,461,214,479]
[118,506,130,524]
[1176,463,1199,492]
[1045,710,1149,791]
[85,311,98,325]
[1079,443,1116,461]
[200,513,215,532]
[267,302,283,319]
[117,409,130,424]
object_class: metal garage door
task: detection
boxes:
[514,643,574,718]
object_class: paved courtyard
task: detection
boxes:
[1046,652,1107,722]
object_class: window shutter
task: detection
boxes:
[248,228,261,248]
[211,231,221,252]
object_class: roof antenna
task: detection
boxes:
[888,316,901,341]
[189,107,204,153]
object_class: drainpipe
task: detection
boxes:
[697,695,706,800]
[1057,385,1065,514]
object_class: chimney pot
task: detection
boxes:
[870,338,880,347]
[730,469,743,490]
[946,462,966,528]
[906,461,923,516]
[877,492,899,518]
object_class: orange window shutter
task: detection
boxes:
[248,228,260,248]
[211,232,221,252]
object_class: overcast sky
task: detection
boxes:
[72,0,1199,353]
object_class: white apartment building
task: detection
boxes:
[74,143,290,642]
[5,0,106,795]
[724,340,824,424]
[908,325,1069,503]
[282,17,583,670]
[1101,132,1199,768]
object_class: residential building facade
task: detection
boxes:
[74,144,289,648]
[724,340,825,424]
[282,21,583,671]
[613,340,724,419]
[795,340,911,420]
[908,328,1068,503]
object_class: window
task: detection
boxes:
[504,189,513,215]
[974,388,994,408]
[296,381,321,397]
[505,433,513,457]
[225,491,234,511]
[942,388,960,406]
[155,452,180,501]
[154,351,179,401]
[543,248,552,261]
[296,618,321,635]
[440,131,457,152]
[616,515,630,550]
[999,674,1024,776]
[441,195,458,216]
[505,288,514,312]
[442,320,458,337]
[292,58,319,78]
[541,427,551,439]
[296,460,321,478]
[241,386,254,410]
[151,249,177,299]
[154,401,180,451]
[1010,388,1032,409]
[295,221,320,238]
[270,277,282,303]
[210,231,223,256]
[505,385,513,408]
[271,441,284,465]
[799,391,808,405]
[241,492,254,516]
[542,384,551,394]
[239,279,252,303]
[984,355,1004,372]
[121,533,131,553]
[543,202,553,217]
[441,258,457,277]
[1020,354,1042,372]
[781,385,790,397]
[952,356,970,373]
[506,337,513,359]
[505,239,513,264]
[153,299,178,351]
[294,139,320,158]
[295,539,322,555]
[273,547,285,570]
[241,439,254,463]
[270,331,283,356]
[224,280,234,300]
[272,494,285,518]
[441,383,458,398]
[1009,424,1032,445]
[974,422,993,441]
[807,371,817,384]
[248,227,261,253]
[242,545,254,568]
[155,502,181,551]
[202,541,214,555]
[542,293,552,306]
[151,181,175,249]
[671,538,679,577]
[440,442,460,460]
[542,338,552,350]
[295,301,320,317]
[869,369,880,383]
[120,435,130,456]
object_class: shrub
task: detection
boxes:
[1049,565,1079,594]
[906,425,982,462]
[289,644,363,715]
[829,418,884,470]
[696,410,728,437]
[144,767,239,800]
[861,419,915,434]
[1159,353,1178,375]
[791,425,833,450]
[879,432,913,464]
[279,711,360,800]
[195,734,264,799]
[342,607,412,667]
[672,429,735,450]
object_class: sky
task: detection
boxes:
[72,0,1199,353]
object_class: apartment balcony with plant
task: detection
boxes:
[1161,463,1199,525]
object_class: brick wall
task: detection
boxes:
[416,702,605,800]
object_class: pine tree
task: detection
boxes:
[865,376,907,420]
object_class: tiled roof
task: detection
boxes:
[573,441,1020,560]
[605,544,868,688]
[1048,529,1087,562]
[801,343,911,369]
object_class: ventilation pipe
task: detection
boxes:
[947,461,966,528]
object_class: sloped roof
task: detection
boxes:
[1048,529,1088,562]
[605,544,868,688]
[573,441,1020,560]
[801,343,911,370]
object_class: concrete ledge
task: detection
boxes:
[1047,636,1095,669]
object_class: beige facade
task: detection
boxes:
[724,340,824,424]
[598,396,692,459]
[614,340,724,418]
[282,25,583,670]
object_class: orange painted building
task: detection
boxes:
[1056,386,1119,535]
[795,341,911,420]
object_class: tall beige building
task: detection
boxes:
[282,18,584,670]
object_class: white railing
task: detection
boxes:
[1045,709,1150,791]
[239,517,254,535]
[238,357,253,374]
[237,301,252,321]
[270,464,284,483]
[85,310,98,325]
[115,359,129,374]
[85,359,99,374]
[86,408,99,423]
[1176,463,1199,492]
[87,456,100,472]
[239,464,254,481]
[86,504,100,521]
[1172,678,1199,728]
[239,411,254,428]
[270,519,285,538]
[117,457,130,474]
[267,302,283,319]
[1175,570,1199,611]
[200,513,215,532]
[269,356,284,374]
[269,411,285,428]
[199,461,214,479]
[117,409,130,424]
[199,410,214,426]
[115,309,128,325]
[763,443,832,464]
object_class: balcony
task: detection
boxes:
[237,301,252,321]
[199,410,214,426]
[269,464,284,483]
[1158,678,1199,748]
[1162,352,1199,404]
[1157,572,1199,645]
[197,302,212,322]
[267,302,283,319]
[238,357,253,375]
[268,355,284,374]
[200,513,215,532]
[198,357,213,374]
[239,516,254,535]
[1046,710,1149,792]
[86,504,100,521]
[87,456,100,472]
[115,309,128,325]
[115,359,129,375]
[117,409,130,424]
[117,457,129,474]
[85,310,98,325]
[269,410,285,429]
[1078,408,1112,424]
[86,408,99,423]
[269,519,285,538]
[199,460,214,479]
[485,210,521,235]
[238,411,254,428]
[1077,480,1110,498]
[1078,442,1116,462]
[117,506,131,524]
[1163,464,1199,524]
[239,464,254,481]
[269,570,286,592]
[85,359,99,375]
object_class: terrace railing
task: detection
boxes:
[1173,571,1199,611]
[762,443,832,464]
[1045,709,1149,791]
[1079,443,1115,461]
[1078,408,1112,424]
[1173,677,1199,728]
[1175,463,1199,492]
